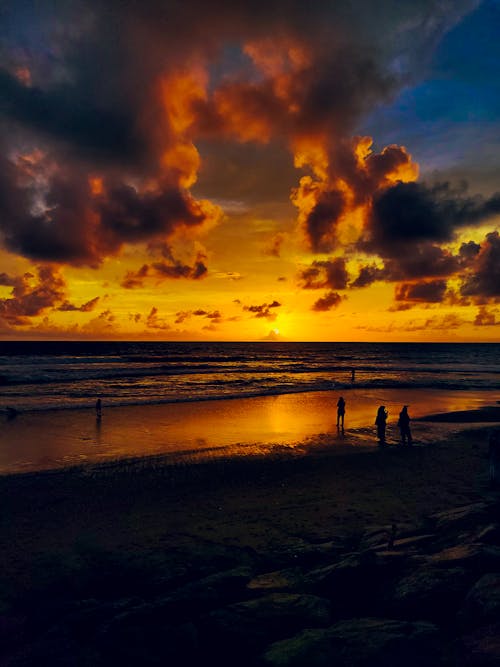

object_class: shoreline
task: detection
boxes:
[1,387,499,476]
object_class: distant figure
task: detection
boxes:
[375,405,388,445]
[95,398,102,419]
[489,429,500,488]
[336,396,346,433]
[398,405,413,445]
[351,368,355,383]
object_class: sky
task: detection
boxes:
[0,0,499,342]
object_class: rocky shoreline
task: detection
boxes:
[2,493,500,666]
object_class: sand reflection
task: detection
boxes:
[0,387,498,474]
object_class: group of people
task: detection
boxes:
[375,404,412,446]
[336,396,413,446]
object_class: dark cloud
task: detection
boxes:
[460,230,500,300]
[0,149,215,267]
[121,253,208,288]
[352,230,500,307]
[303,190,346,254]
[0,266,66,325]
[145,307,171,330]
[175,308,222,324]
[57,296,100,312]
[97,186,208,248]
[293,140,418,253]
[0,68,140,161]
[312,290,343,311]
[0,0,484,278]
[243,300,281,319]
[383,244,459,281]
[350,264,386,288]
[458,240,481,263]
[351,242,459,290]
[152,256,208,280]
[299,258,348,290]
[366,181,500,252]
[122,264,150,289]
[474,306,497,327]
[395,280,448,304]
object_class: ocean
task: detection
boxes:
[1,341,499,414]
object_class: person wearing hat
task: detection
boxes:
[398,405,412,445]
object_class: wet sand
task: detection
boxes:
[1,387,498,474]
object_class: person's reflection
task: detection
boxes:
[95,412,102,446]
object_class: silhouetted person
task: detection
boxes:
[95,398,102,419]
[489,429,500,488]
[336,396,346,433]
[398,405,412,445]
[351,368,355,382]
[375,405,388,445]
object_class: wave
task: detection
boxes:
[1,360,499,387]
[3,376,500,415]
[2,342,500,415]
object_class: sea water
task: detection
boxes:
[1,341,499,413]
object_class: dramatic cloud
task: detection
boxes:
[312,291,343,311]
[0,266,66,325]
[0,0,477,268]
[121,253,208,288]
[57,296,100,312]
[243,300,281,320]
[474,306,498,327]
[0,150,219,267]
[395,280,448,304]
[366,181,500,253]
[145,307,171,330]
[299,258,349,290]
[0,67,139,161]
[175,309,222,324]
[350,264,386,288]
[460,231,500,301]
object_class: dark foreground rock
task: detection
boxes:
[458,573,500,630]
[262,617,441,667]
[2,497,500,666]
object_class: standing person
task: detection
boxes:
[95,398,102,419]
[336,396,346,433]
[375,405,388,445]
[398,405,412,445]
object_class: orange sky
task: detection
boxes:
[0,1,499,341]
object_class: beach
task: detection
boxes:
[1,386,499,474]
[1,395,500,665]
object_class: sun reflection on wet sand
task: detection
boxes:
[0,388,498,474]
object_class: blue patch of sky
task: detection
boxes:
[208,42,257,92]
[358,0,500,179]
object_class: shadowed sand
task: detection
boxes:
[1,396,499,665]
[1,399,499,602]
